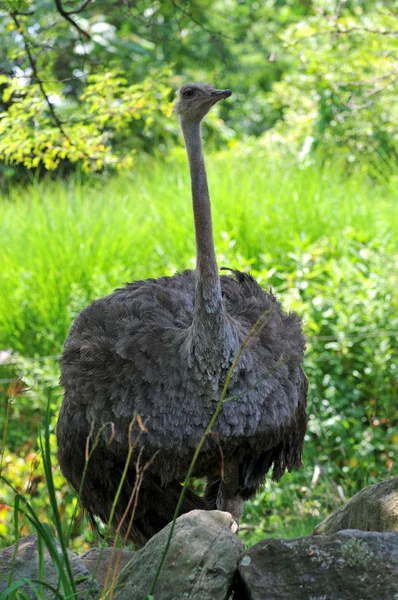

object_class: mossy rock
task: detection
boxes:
[314,477,398,535]
[238,530,398,600]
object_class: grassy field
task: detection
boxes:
[1,153,396,356]
[0,154,397,549]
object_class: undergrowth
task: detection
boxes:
[0,397,140,599]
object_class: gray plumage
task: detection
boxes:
[57,83,308,548]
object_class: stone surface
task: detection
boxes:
[80,547,135,587]
[113,509,244,600]
[0,534,99,599]
[238,529,398,600]
[314,477,398,535]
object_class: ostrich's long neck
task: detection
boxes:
[182,120,223,325]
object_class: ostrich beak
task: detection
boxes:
[212,89,232,103]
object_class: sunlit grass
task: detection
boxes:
[0,154,396,356]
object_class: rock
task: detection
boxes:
[80,547,135,587]
[314,477,398,535]
[0,534,99,599]
[113,509,244,600]
[238,529,398,600]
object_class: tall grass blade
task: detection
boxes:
[38,401,77,596]
[37,533,44,600]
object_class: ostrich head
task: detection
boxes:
[175,82,232,123]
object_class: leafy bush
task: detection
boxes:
[290,233,397,491]
[0,69,173,172]
[262,8,398,171]
[0,397,92,553]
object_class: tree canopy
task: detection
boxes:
[1,0,397,177]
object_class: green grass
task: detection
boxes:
[0,153,396,356]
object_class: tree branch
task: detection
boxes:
[344,68,398,87]
[53,0,91,39]
[343,75,398,110]
[9,10,34,16]
[63,0,93,15]
[11,13,71,142]
[169,0,237,42]
[290,24,398,46]
[334,25,398,37]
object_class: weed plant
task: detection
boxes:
[0,396,139,599]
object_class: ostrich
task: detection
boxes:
[57,82,308,548]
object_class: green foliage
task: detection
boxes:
[0,424,87,551]
[0,0,397,178]
[0,401,115,599]
[270,4,398,169]
[294,233,397,464]
[0,69,172,171]
[0,0,31,12]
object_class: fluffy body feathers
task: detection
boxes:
[58,270,307,546]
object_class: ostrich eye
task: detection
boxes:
[183,89,195,98]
